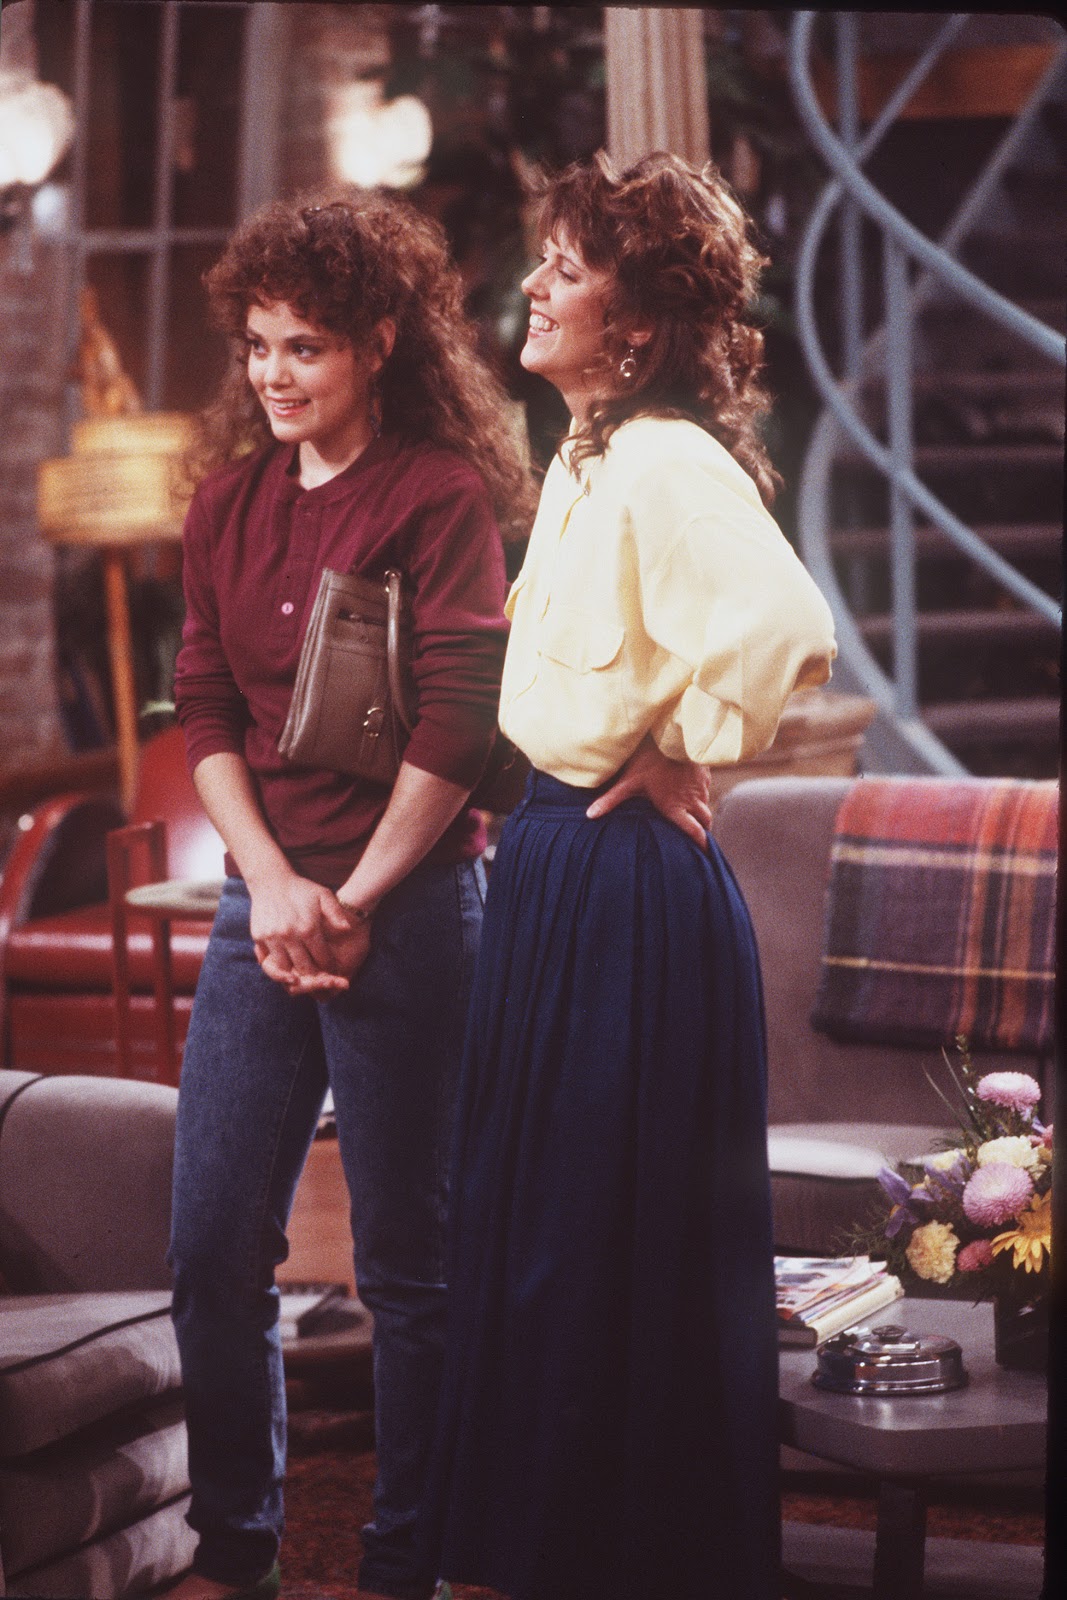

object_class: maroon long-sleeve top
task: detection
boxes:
[174,433,509,889]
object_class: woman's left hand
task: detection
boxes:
[586,737,712,850]
[269,908,374,996]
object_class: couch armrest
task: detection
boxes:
[0,1070,177,1293]
[0,793,124,1060]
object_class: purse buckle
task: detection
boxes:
[363,705,385,739]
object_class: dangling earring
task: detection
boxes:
[619,347,638,382]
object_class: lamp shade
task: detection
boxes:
[327,81,432,189]
[38,414,193,546]
[0,73,75,189]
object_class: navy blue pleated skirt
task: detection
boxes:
[422,772,780,1600]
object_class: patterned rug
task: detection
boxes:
[278,1423,1044,1599]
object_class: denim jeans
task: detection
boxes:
[169,857,485,1598]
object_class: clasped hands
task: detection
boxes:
[251,873,373,996]
[251,744,708,996]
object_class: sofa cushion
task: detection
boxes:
[0,1072,177,1292]
[711,779,1043,1127]
[3,905,210,992]
[0,1073,40,1117]
[0,1291,179,1458]
[770,1130,889,1181]
[767,1122,953,1256]
[0,1392,187,1577]
[768,1122,951,1180]
[6,1491,195,1600]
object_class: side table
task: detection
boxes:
[108,818,222,1084]
[778,1297,1046,1599]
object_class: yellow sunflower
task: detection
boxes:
[991,1190,1052,1273]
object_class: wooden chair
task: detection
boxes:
[0,727,224,1078]
[106,820,223,1085]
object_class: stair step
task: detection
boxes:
[920,296,1067,335]
[923,697,1062,743]
[965,221,1067,252]
[907,368,1064,398]
[1002,167,1067,215]
[838,442,1064,472]
[860,608,1059,647]
[1022,296,1066,330]
[914,442,1064,471]
[830,520,1062,560]
[961,230,1066,295]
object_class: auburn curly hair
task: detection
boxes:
[186,187,536,538]
[530,150,781,507]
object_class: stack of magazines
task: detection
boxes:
[775,1255,904,1347]
[277,1281,347,1340]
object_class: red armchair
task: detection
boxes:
[0,727,223,1080]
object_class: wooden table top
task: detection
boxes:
[125,879,224,918]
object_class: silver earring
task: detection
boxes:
[619,348,637,381]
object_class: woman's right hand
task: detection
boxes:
[585,736,712,849]
[249,870,356,992]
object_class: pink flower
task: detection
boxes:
[976,1072,1042,1114]
[962,1162,1033,1227]
[957,1238,994,1272]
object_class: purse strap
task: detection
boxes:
[385,568,415,736]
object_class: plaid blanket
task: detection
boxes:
[811,777,1057,1053]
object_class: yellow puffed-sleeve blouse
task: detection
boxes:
[498,416,837,786]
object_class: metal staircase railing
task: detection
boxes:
[788,11,1066,775]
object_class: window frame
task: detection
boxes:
[55,0,285,432]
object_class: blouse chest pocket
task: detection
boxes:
[538,602,625,674]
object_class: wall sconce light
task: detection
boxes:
[326,79,433,190]
[0,68,75,231]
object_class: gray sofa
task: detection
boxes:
[0,1070,192,1598]
[710,775,1054,1256]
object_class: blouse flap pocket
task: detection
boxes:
[539,603,624,672]
[504,568,529,622]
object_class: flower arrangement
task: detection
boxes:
[867,1037,1052,1300]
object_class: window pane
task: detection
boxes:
[174,4,243,226]
[85,252,152,405]
[85,0,162,230]
[164,245,230,414]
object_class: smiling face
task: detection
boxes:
[519,234,613,421]
[245,301,384,483]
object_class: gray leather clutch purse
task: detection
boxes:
[278,567,415,787]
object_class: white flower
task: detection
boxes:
[927,1149,964,1171]
[906,1220,960,1284]
[977,1135,1042,1176]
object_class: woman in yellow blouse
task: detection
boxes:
[422,151,836,1600]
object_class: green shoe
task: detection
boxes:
[226,1564,282,1600]
[162,1566,281,1600]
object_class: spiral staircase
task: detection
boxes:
[789,12,1065,778]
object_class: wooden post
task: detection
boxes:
[101,549,140,812]
[604,8,710,168]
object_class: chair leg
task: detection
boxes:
[107,821,167,1080]
[149,910,180,1086]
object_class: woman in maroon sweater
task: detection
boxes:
[167,192,532,1600]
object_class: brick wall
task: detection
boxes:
[0,0,67,764]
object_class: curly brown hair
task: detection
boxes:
[530,150,781,507]
[185,187,536,538]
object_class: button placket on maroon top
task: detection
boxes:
[277,488,320,636]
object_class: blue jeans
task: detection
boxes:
[169,858,485,1598]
